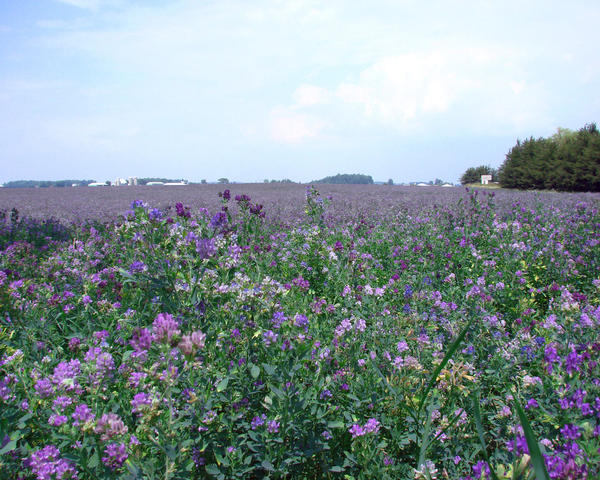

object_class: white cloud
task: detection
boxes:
[334,51,479,127]
[274,45,554,135]
[292,84,331,107]
[509,80,525,95]
[268,107,326,143]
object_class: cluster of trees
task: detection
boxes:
[460,123,600,191]
[460,166,498,185]
[499,124,600,191]
[311,173,374,184]
[263,179,296,183]
[2,180,96,188]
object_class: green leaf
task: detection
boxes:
[0,439,17,455]
[165,445,177,461]
[418,322,470,414]
[471,393,501,480]
[262,363,276,376]
[329,466,344,472]
[261,460,274,471]
[216,377,229,392]
[250,364,260,379]
[87,450,100,469]
[513,398,550,480]
[270,385,285,399]
[417,407,434,467]
[205,464,221,476]
[327,420,345,429]
[117,268,135,280]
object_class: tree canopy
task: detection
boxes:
[311,173,374,184]
[499,123,600,191]
[460,166,498,185]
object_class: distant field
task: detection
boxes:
[1,183,600,478]
[1,183,598,224]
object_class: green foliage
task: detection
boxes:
[311,173,374,184]
[460,165,498,185]
[1,189,599,478]
[499,123,600,191]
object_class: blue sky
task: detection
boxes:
[1,0,599,184]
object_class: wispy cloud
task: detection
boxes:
[53,0,106,10]
[270,44,555,136]
[1,0,599,182]
[268,107,327,143]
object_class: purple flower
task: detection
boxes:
[152,313,181,344]
[210,211,228,230]
[128,371,147,388]
[95,413,128,441]
[102,443,128,470]
[219,189,231,200]
[348,424,366,438]
[525,398,539,409]
[396,340,409,353]
[130,327,152,352]
[263,330,278,346]
[129,261,147,273]
[191,330,206,348]
[131,392,153,415]
[51,359,81,392]
[544,344,561,373]
[364,418,381,434]
[196,238,216,259]
[175,202,190,218]
[293,314,309,329]
[251,414,266,430]
[267,420,280,434]
[48,414,68,427]
[34,378,55,398]
[560,424,581,440]
[271,311,286,329]
[565,350,582,375]
[320,389,332,399]
[25,445,78,479]
[72,404,95,427]
[149,208,162,221]
[68,337,81,351]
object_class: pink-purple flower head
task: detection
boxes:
[72,404,95,427]
[94,413,128,441]
[131,392,154,415]
[25,445,79,479]
[349,418,381,439]
[267,420,280,434]
[102,443,128,471]
[152,313,181,345]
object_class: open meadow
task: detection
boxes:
[1,185,600,479]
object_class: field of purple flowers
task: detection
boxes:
[1,185,600,479]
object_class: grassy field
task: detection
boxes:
[1,185,599,479]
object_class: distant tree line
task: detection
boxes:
[2,180,96,188]
[459,123,600,191]
[499,124,600,191]
[311,173,374,184]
